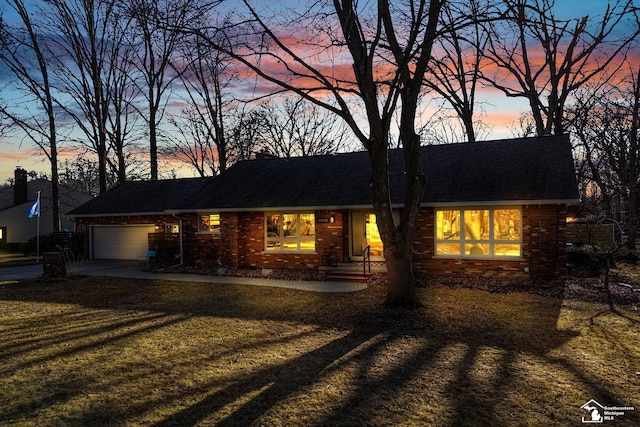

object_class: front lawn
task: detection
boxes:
[0,252,37,267]
[0,276,638,426]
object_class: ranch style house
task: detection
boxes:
[68,135,579,279]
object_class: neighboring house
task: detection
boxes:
[68,135,579,278]
[0,168,93,245]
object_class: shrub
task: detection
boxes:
[21,233,57,255]
[567,245,605,277]
[615,247,640,265]
[0,242,22,253]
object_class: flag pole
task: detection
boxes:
[36,190,41,263]
[28,191,41,262]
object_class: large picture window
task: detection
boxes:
[265,213,315,252]
[435,208,522,258]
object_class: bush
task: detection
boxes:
[615,247,640,265]
[21,233,58,256]
[567,245,605,277]
[0,242,22,253]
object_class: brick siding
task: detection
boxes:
[413,205,569,279]
[217,210,348,270]
[77,204,569,278]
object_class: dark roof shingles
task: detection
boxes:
[70,135,578,215]
[67,177,211,216]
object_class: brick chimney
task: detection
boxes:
[14,167,28,206]
[254,149,279,159]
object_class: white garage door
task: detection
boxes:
[92,225,156,260]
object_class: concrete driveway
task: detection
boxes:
[0,264,43,281]
[0,260,366,293]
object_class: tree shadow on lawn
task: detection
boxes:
[0,277,634,425]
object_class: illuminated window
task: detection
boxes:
[0,227,5,243]
[165,224,179,234]
[265,213,315,252]
[199,213,220,233]
[435,208,521,258]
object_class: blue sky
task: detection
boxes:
[0,0,635,185]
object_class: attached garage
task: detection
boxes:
[91,225,155,260]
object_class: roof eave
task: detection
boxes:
[68,211,170,218]
[165,199,579,214]
[166,204,376,213]
[420,199,579,207]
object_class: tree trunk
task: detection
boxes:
[626,188,638,250]
[149,106,158,180]
[368,136,424,308]
[50,137,61,232]
[383,232,419,307]
[464,113,476,142]
[98,133,108,193]
[118,147,127,184]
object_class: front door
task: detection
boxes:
[350,211,384,260]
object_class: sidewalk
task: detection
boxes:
[2,260,367,293]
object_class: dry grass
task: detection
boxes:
[0,275,639,426]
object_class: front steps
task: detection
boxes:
[321,262,387,283]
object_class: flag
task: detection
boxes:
[28,196,39,218]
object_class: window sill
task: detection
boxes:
[434,255,525,261]
[196,231,221,235]
[263,250,317,255]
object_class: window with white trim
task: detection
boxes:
[435,208,522,257]
[265,213,315,252]
[199,213,220,233]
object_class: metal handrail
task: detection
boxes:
[362,245,371,276]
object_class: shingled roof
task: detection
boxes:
[69,135,578,216]
[67,177,211,216]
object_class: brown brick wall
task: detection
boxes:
[412,205,569,279]
[217,210,347,270]
[523,204,569,279]
[78,204,569,278]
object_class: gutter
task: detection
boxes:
[165,199,580,214]
[70,199,580,218]
[173,213,184,266]
[67,211,169,218]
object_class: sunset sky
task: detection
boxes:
[0,1,635,185]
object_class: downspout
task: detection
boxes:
[174,213,183,266]
[158,214,183,271]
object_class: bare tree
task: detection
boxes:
[0,0,61,231]
[59,157,102,196]
[227,107,267,163]
[164,107,219,177]
[45,0,116,193]
[423,1,490,142]
[104,19,144,186]
[569,60,640,248]
[256,97,355,158]
[172,24,237,175]
[166,103,269,177]
[125,0,200,180]
[39,0,145,192]
[188,0,494,306]
[482,0,639,136]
